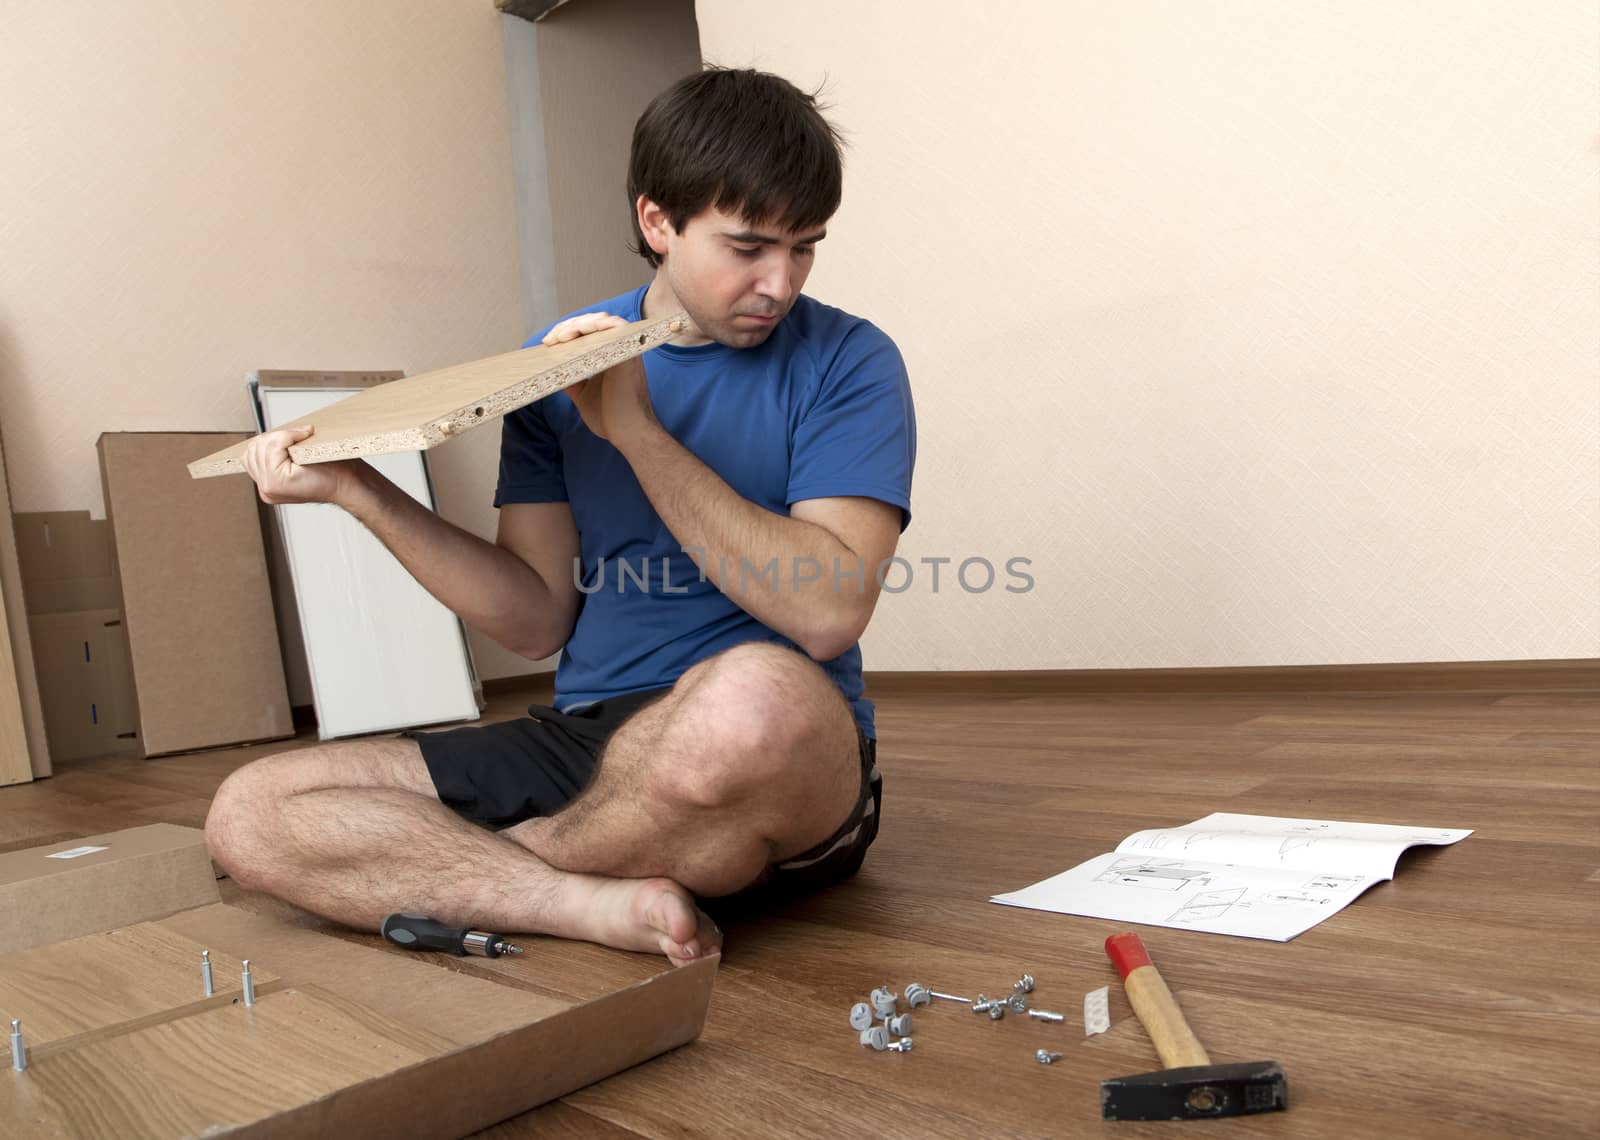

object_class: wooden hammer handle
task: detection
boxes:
[1106,932,1211,1069]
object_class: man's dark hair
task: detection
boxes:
[628,67,844,267]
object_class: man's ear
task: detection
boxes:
[636,196,674,258]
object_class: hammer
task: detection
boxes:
[1100,932,1288,1121]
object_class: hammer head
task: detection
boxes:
[1101,1060,1287,1121]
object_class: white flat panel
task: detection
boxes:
[259,388,478,739]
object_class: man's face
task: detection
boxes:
[643,201,827,348]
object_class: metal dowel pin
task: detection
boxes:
[241,959,256,1007]
[10,1019,24,1072]
[928,990,971,1004]
[201,950,215,997]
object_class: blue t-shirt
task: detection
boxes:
[495,284,916,738]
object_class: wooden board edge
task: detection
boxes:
[229,954,719,1139]
[0,429,46,781]
[187,312,688,479]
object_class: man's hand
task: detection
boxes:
[543,312,659,448]
[240,425,360,506]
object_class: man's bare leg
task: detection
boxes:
[509,642,864,898]
[204,740,719,964]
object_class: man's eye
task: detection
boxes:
[732,246,761,257]
[794,246,815,258]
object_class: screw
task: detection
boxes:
[859,1026,889,1050]
[1036,1049,1063,1065]
[972,996,1006,1019]
[241,960,256,1007]
[1005,993,1028,1013]
[1027,1009,1066,1023]
[849,1002,874,1031]
[201,950,214,997]
[883,1012,913,1036]
[886,1037,914,1053]
[1013,973,1035,994]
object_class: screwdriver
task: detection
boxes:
[380,913,525,958]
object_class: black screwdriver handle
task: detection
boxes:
[381,912,468,955]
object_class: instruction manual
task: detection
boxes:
[991,813,1472,941]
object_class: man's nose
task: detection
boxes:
[756,257,793,304]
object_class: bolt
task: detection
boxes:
[1036,1049,1063,1065]
[886,1037,914,1053]
[1005,993,1028,1013]
[883,1012,913,1036]
[1013,973,1035,994]
[1027,1009,1066,1023]
[10,1019,24,1072]
[849,1002,874,1031]
[928,989,971,1004]
[241,960,256,1007]
[201,950,214,997]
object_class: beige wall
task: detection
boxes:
[537,0,702,313]
[0,0,534,681]
[698,0,1600,669]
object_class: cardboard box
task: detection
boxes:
[26,610,138,760]
[15,512,139,761]
[97,433,294,756]
[0,823,220,955]
[0,827,716,1137]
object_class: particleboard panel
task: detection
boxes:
[0,430,41,783]
[0,923,278,1046]
[188,312,688,478]
[98,434,294,756]
[0,901,719,1139]
[5,987,429,1139]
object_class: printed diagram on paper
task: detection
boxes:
[992,813,1471,941]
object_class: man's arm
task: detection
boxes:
[240,427,580,660]
[544,311,907,661]
[620,424,899,661]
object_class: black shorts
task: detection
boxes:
[411,687,882,914]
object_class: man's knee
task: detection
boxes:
[206,754,285,887]
[650,643,858,815]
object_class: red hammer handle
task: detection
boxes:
[1106,932,1212,1070]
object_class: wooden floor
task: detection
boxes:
[3,666,1597,1139]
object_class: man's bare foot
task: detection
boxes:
[566,874,722,966]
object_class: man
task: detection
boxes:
[206,68,917,965]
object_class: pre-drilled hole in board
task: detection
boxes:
[473,407,484,417]
[638,334,646,345]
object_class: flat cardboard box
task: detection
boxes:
[0,826,716,1137]
[97,433,294,756]
[26,609,138,761]
[15,512,139,761]
[14,511,120,615]
[0,823,220,955]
